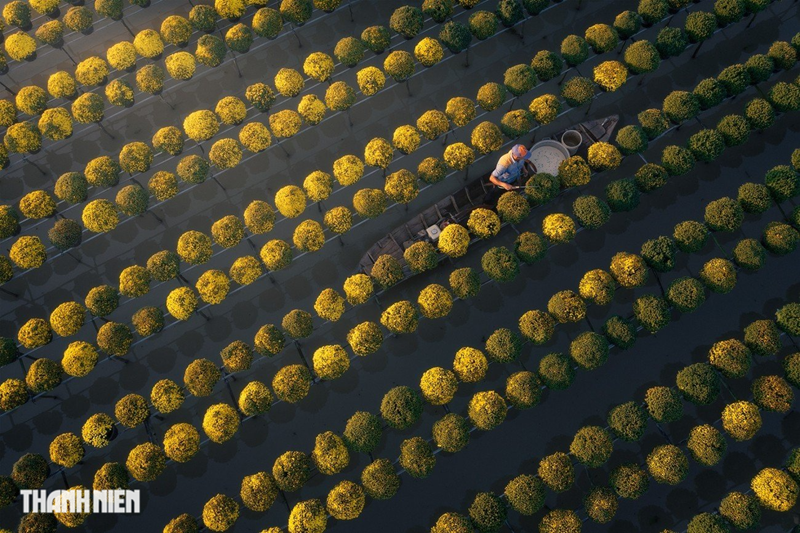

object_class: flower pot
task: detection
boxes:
[561,130,582,155]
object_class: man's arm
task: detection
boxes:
[523,160,537,175]
[489,174,513,190]
[490,161,513,189]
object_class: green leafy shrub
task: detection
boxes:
[311,431,350,475]
[633,294,670,333]
[528,93,562,124]
[281,309,313,339]
[605,179,639,213]
[326,81,357,112]
[570,426,613,467]
[561,76,595,106]
[380,300,419,334]
[722,400,762,441]
[389,5,423,38]
[360,25,391,53]
[699,257,737,293]
[453,347,488,383]
[685,11,717,42]
[370,254,403,288]
[183,358,220,397]
[360,459,399,500]
[593,60,628,92]
[733,238,766,271]
[513,231,546,264]
[776,302,800,336]
[610,463,650,499]
[641,236,676,272]
[602,315,637,349]
[531,50,562,81]
[505,370,541,409]
[126,442,166,482]
[468,491,507,532]
[343,411,382,453]
[687,129,725,162]
[280,0,312,25]
[584,487,618,524]
[449,267,480,299]
[272,365,311,403]
[614,10,642,38]
[383,50,415,82]
[705,197,743,232]
[667,277,706,313]
[694,78,726,110]
[503,475,545,517]
[573,195,610,229]
[61,341,98,377]
[547,290,586,323]
[662,145,696,176]
[481,246,519,282]
[538,352,575,389]
[585,23,618,53]
[467,390,508,432]
[647,444,688,485]
[538,452,574,492]
[399,437,436,479]
[624,40,660,75]
[500,109,533,138]
[495,0,523,26]
[720,492,761,530]
[638,108,670,139]
[132,306,164,337]
[420,367,458,406]
[347,322,383,356]
[663,90,699,123]
[718,63,751,96]
[752,375,793,413]
[752,468,798,511]
[764,165,799,202]
[561,36,590,67]
[608,401,648,442]
[645,386,683,423]
[334,36,365,67]
[97,322,133,356]
[115,184,149,216]
[676,363,719,406]
[762,221,799,255]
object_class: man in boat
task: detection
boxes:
[489,144,536,191]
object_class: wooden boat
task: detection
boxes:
[357,115,620,277]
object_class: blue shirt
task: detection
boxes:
[491,150,531,183]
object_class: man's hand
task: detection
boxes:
[501,182,513,190]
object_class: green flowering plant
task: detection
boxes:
[177,155,211,185]
[323,206,352,234]
[195,35,227,67]
[561,35,589,66]
[334,37,365,67]
[385,169,418,204]
[361,25,391,53]
[561,76,595,107]
[260,239,293,270]
[383,50,415,82]
[593,60,628,92]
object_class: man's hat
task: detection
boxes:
[511,144,528,159]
